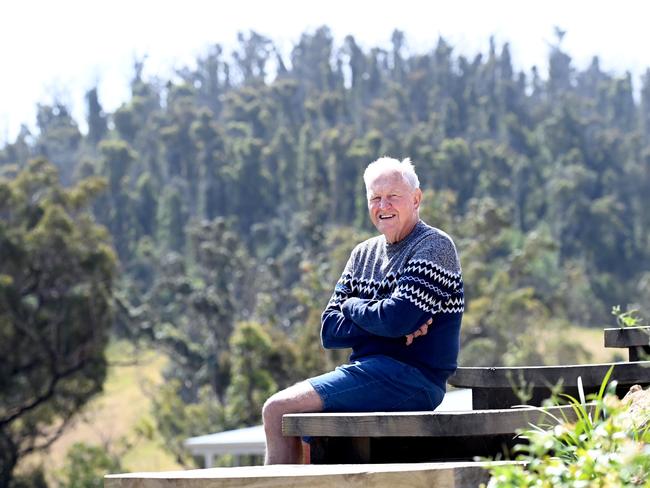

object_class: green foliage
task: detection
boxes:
[612,305,645,328]
[486,369,650,487]
[0,159,116,485]
[155,184,188,253]
[149,320,298,465]
[8,466,47,488]
[457,201,559,365]
[33,104,82,184]
[58,443,122,488]
[225,321,278,426]
[151,381,224,466]
[85,88,108,145]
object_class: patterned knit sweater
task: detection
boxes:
[320,220,464,388]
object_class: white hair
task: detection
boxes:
[363,157,420,194]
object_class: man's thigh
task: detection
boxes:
[308,355,444,412]
[268,380,324,413]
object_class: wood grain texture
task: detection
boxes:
[104,461,513,488]
[448,361,650,388]
[282,405,580,437]
[604,327,650,348]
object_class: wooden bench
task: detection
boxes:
[448,361,650,409]
[104,461,519,488]
[283,405,581,464]
[280,330,650,465]
[604,326,650,361]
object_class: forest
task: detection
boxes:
[1,25,650,485]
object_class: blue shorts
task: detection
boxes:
[308,355,445,412]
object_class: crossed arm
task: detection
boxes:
[320,294,431,349]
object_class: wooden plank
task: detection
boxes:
[604,327,650,348]
[629,347,650,362]
[448,361,650,389]
[283,405,580,438]
[104,461,514,488]
[307,434,520,464]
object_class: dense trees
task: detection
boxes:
[1,26,649,475]
[0,160,116,485]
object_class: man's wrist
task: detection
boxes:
[341,297,360,320]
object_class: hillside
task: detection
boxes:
[19,341,182,481]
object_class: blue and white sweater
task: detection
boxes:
[321,220,464,388]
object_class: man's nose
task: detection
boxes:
[379,198,391,209]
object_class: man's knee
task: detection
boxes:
[262,381,323,425]
[262,387,299,425]
[262,391,285,424]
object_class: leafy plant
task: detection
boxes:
[486,367,650,487]
[612,305,645,328]
[58,442,122,488]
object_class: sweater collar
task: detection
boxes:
[385,220,427,256]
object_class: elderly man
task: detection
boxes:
[262,156,464,464]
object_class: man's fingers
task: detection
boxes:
[421,318,432,335]
[406,319,433,345]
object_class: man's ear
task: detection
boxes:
[413,188,422,210]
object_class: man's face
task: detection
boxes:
[367,171,422,244]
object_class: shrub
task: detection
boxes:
[486,369,650,487]
[58,443,122,488]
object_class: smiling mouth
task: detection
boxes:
[378,214,396,220]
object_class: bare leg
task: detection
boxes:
[262,380,323,464]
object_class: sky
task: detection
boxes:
[2,0,649,143]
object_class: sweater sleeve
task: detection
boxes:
[320,252,374,349]
[341,233,464,338]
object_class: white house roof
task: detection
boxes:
[185,425,266,456]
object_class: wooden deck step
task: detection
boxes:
[604,327,650,361]
[448,361,650,408]
[282,405,581,463]
[283,404,577,438]
[104,461,516,488]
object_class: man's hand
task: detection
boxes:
[405,317,432,346]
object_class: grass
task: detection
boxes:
[19,340,182,481]
[565,325,624,363]
[537,322,623,365]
